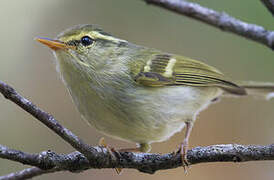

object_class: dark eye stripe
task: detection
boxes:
[66,40,80,46]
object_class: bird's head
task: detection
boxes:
[37,24,130,70]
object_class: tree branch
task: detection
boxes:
[0,167,58,180]
[0,80,99,161]
[0,1,273,179]
[1,143,274,179]
[0,79,274,179]
[144,0,274,50]
[261,0,274,16]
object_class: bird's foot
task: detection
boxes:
[98,137,122,174]
[180,141,190,173]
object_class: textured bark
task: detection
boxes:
[0,168,58,180]
[144,0,274,50]
[1,144,274,180]
[1,1,274,179]
[261,0,274,16]
[1,80,274,179]
[0,80,98,161]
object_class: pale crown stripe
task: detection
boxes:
[91,31,127,43]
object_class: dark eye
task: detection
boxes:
[80,36,93,46]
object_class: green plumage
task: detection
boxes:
[39,24,274,155]
[133,53,246,95]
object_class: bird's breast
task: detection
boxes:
[57,55,221,144]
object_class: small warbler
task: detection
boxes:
[37,24,274,165]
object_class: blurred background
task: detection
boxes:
[0,0,273,179]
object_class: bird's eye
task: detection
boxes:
[80,36,93,46]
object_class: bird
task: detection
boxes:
[37,24,274,168]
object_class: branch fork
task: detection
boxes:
[1,0,274,179]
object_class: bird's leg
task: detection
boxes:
[180,121,193,170]
[119,143,151,153]
[118,147,142,152]
[99,138,151,153]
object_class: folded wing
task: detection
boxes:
[133,54,246,95]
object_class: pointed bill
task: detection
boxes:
[36,37,75,51]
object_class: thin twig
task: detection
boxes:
[261,0,274,16]
[0,1,273,179]
[0,80,98,162]
[144,0,274,50]
[1,143,274,180]
[0,167,58,180]
[1,80,274,179]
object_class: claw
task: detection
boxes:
[179,121,193,173]
[115,168,123,175]
[98,138,151,174]
[98,137,116,159]
[98,137,122,174]
[180,142,189,173]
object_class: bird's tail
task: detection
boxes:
[223,81,274,100]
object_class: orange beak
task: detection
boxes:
[36,37,75,51]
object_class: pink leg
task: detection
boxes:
[180,122,193,169]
